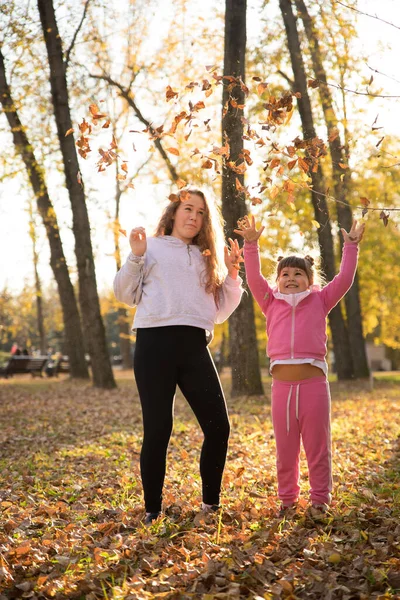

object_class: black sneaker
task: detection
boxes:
[144,511,161,525]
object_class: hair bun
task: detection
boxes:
[277,255,284,262]
[304,255,314,266]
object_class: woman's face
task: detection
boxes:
[171,193,205,243]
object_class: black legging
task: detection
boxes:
[133,326,230,513]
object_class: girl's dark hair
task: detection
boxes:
[276,255,315,285]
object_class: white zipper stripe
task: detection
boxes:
[290,299,295,358]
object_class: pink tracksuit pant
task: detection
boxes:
[271,376,332,506]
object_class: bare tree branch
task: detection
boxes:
[277,69,294,87]
[335,1,400,31]
[308,77,400,99]
[89,72,180,182]
[366,64,400,86]
[65,0,92,70]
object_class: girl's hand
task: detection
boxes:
[341,220,365,244]
[224,238,244,279]
[129,227,147,256]
[234,215,265,242]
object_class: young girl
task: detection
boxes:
[114,188,244,524]
[235,215,365,513]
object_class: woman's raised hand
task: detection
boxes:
[129,227,147,256]
[341,220,366,244]
[224,238,244,278]
[234,215,265,243]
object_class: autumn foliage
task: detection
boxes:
[1,373,400,598]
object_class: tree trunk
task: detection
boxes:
[0,47,89,378]
[222,0,263,396]
[279,0,354,379]
[37,0,116,388]
[295,0,369,379]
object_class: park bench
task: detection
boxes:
[43,355,69,377]
[0,355,49,378]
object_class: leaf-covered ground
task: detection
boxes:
[0,371,399,599]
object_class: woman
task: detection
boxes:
[114,188,243,524]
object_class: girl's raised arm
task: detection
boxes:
[235,216,273,312]
[321,220,365,312]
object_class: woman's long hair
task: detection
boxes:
[154,188,227,296]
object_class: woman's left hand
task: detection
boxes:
[341,220,366,244]
[224,238,244,279]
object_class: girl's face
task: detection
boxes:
[171,193,205,243]
[277,266,310,294]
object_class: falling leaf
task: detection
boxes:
[65,128,74,137]
[380,210,389,226]
[311,219,321,229]
[360,197,370,207]
[338,163,349,169]
[165,85,179,101]
[168,193,179,202]
[201,159,213,169]
[192,100,205,111]
[257,82,269,96]
[176,178,187,189]
[269,158,281,170]
[202,249,211,256]
[118,229,127,237]
[167,147,180,156]
[298,157,309,173]
[235,178,245,192]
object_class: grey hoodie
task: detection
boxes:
[113,236,243,339]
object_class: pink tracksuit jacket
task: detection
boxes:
[243,241,359,362]
[243,240,359,507]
